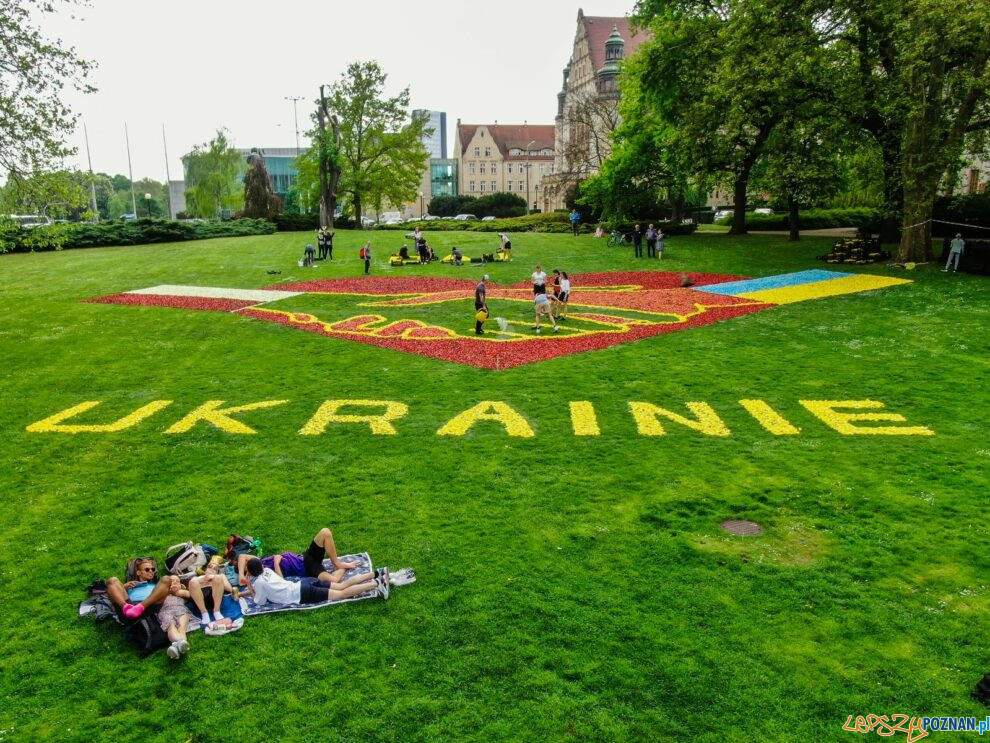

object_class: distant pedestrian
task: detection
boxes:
[532,263,548,296]
[558,272,571,320]
[452,246,463,266]
[474,274,490,335]
[632,224,643,258]
[361,241,371,274]
[656,228,665,260]
[317,228,327,260]
[943,233,964,272]
[326,230,334,261]
[303,243,316,267]
[645,224,658,259]
[569,209,581,236]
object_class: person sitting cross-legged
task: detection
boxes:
[106,557,179,619]
[243,557,388,605]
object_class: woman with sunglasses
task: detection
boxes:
[106,557,179,619]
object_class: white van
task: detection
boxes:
[5,214,51,228]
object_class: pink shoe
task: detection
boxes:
[122,603,145,618]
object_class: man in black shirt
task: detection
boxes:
[474,274,490,335]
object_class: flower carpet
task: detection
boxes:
[85,270,911,370]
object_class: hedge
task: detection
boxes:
[713,207,881,231]
[0,218,277,253]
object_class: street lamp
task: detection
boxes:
[144,192,152,219]
[419,191,424,217]
[284,96,303,155]
[525,139,536,215]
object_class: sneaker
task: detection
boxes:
[389,568,417,586]
[376,577,390,601]
[166,642,181,660]
[536,328,541,334]
[177,639,190,655]
[553,325,559,333]
[122,603,145,619]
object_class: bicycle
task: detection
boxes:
[607,230,628,247]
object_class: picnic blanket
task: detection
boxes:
[238,552,377,617]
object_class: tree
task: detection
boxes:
[325,61,429,227]
[242,149,281,219]
[0,169,90,219]
[0,0,95,177]
[182,130,244,219]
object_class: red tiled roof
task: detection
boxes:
[583,16,650,72]
[457,124,555,159]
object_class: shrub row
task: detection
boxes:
[714,207,881,231]
[0,218,277,253]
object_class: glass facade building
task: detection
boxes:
[413,110,448,159]
[430,159,458,198]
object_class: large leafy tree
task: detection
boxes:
[0,0,95,177]
[325,61,429,227]
[182,130,244,219]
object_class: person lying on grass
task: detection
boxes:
[242,557,389,605]
[107,557,179,619]
[235,527,359,586]
[158,579,192,660]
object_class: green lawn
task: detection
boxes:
[1,229,987,741]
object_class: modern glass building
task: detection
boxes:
[413,110,448,159]
[430,158,458,198]
[236,147,299,198]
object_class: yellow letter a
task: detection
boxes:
[437,401,535,437]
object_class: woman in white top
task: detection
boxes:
[532,263,548,296]
[558,272,572,319]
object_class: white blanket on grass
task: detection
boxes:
[237,552,377,616]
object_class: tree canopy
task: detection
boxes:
[0,0,95,178]
[182,130,244,219]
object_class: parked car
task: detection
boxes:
[4,214,51,228]
[360,216,376,227]
[422,214,441,221]
[384,218,403,225]
[119,213,138,222]
[453,214,478,221]
[481,216,497,222]
[713,209,732,221]
[753,207,774,215]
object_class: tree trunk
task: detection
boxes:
[877,134,903,244]
[670,188,685,223]
[354,193,363,229]
[788,195,800,241]
[317,86,332,231]
[729,174,748,235]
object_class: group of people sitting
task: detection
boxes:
[106,527,390,660]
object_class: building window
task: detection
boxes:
[485,147,491,157]
[480,182,486,192]
[491,180,496,192]
[474,147,480,157]
[469,162,475,174]
[490,162,497,174]
[507,163,513,174]
[480,162,486,174]
[507,181,512,191]
[470,181,476,192]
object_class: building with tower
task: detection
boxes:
[542,10,650,211]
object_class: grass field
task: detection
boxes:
[1,228,988,741]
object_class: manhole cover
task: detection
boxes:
[720,519,764,536]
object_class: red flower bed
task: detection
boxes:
[83,293,255,313]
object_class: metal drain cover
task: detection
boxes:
[721,519,764,536]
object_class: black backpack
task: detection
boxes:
[973,674,990,706]
[124,612,170,657]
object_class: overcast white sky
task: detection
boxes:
[42,0,637,182]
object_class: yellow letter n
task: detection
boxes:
[629,401,730,437]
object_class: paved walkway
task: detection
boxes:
[749,228,857,237]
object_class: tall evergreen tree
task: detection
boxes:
[242,149,281,219]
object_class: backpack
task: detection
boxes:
[973,674,990,706]
[359,247,367,259]
[126,612,171,657]
[164,541,209,578]
[223,534,262,561]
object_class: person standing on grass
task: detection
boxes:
[532,263,548,296]
[361,241,372,274]
[558,272,571,320]
[657,228,665,260]
[326,230,335,261]
[475,274,490,335]
[569,208,581,236]
[645,224,658,259]
[944,233,965,272]
[632,224,643,258]
[317,228,327,261]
